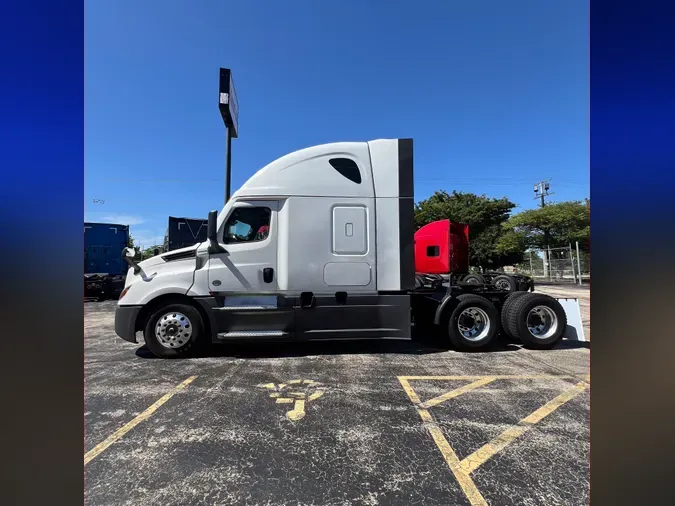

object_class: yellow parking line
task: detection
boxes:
[521,381,587,424]
[418,409,488,506]
[420,377,497,409]
[398,376,589,505]
[398,377,423,404]
[459,381,588,474]
[84,375,198,465]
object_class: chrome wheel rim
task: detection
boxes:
[457,307,491,341]
[526,305,558,339]
[155,312,193,349]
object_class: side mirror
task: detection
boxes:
[207,210,218,241]
[207,210,225,253]
[121,247,141,274]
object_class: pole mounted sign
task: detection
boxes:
[218,68,239,203]
[218,68,239,138]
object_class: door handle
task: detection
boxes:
[263,267,274,283]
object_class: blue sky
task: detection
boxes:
[85,0,588,248]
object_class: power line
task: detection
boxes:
[94,176,587,185]
[414,176,586,183]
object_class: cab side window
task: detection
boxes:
[222,207,271,244]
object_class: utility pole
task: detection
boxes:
[533,180,554,208]
[218,68,239,205]
[534,180,554,278]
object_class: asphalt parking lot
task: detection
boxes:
[85,293,590,506]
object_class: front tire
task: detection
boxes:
[143,304,204,358]
[447,294,499,351]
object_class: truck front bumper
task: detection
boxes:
[115,305,143,343]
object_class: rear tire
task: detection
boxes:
[500,291,530,339]
[143,303,204,358]
[493,274,518,292]
[506,293,566,349]
[447,294,499,351]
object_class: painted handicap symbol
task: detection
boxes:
[258,379,325,421]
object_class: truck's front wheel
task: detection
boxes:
[143,304,204,358]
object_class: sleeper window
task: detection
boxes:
[329,158,362,184]
[222,207,271,244]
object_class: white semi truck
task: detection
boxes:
[115,138,583,358]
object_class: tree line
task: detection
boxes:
[415,190,590,271]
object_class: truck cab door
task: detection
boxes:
[208,200,279,293]
[207,200,294,339]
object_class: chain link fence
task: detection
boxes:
[517,244,590,284]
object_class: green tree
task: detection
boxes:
[503,200,590,252]
[127,235,142,259]
[414,190,521,269]
[142,245,164,258]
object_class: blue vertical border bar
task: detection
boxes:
[591,0,675,223]
[1,1,84,504]
[591,1,675,504]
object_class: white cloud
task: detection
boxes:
[85,213,146,226]
[101,214,146,226]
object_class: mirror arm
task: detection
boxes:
[122,248,141,274]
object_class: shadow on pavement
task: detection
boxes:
[135,335,522,360]
[554,340,590,350]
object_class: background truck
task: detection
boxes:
[413,219,534,292]
[163,216,209,252]
[84,222,129,300]
[115,138,584,358]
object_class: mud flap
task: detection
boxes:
[556,298,586,342]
